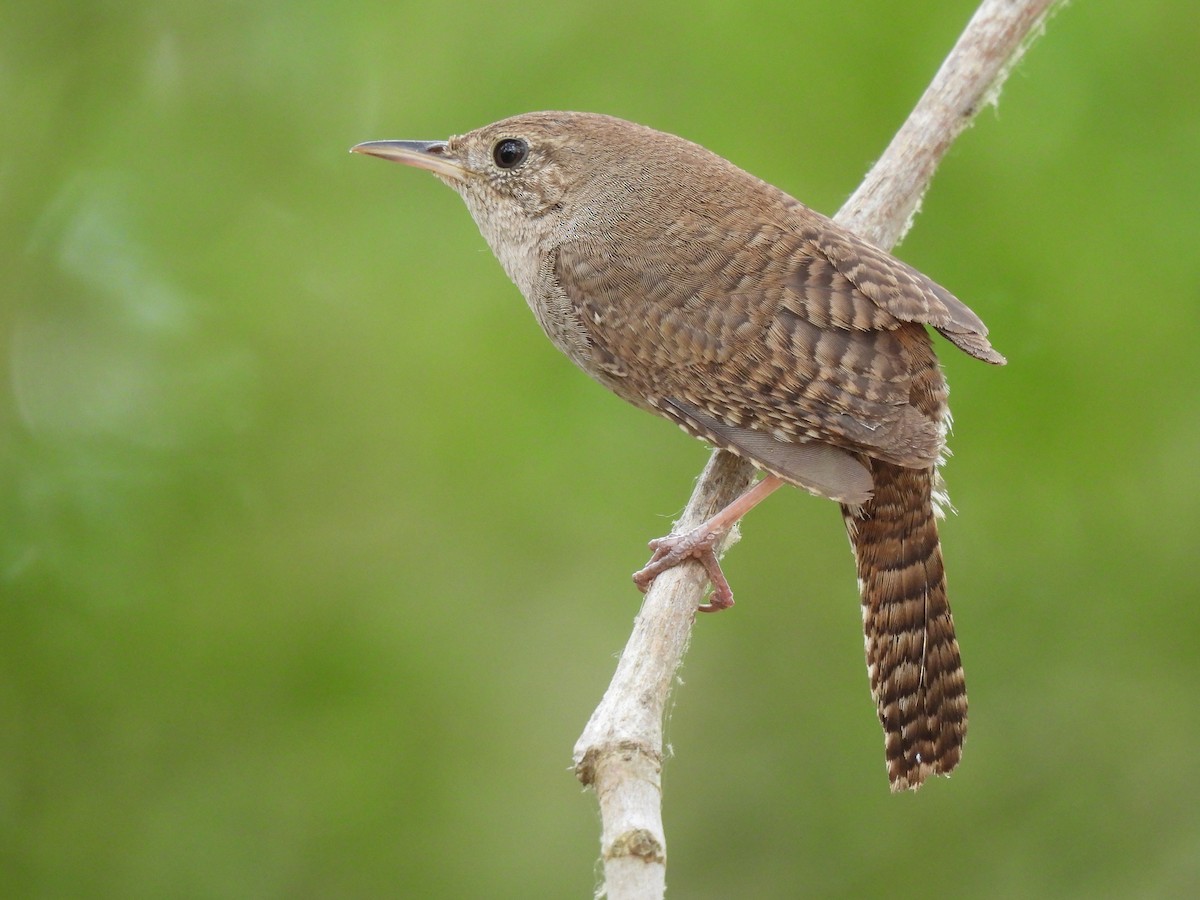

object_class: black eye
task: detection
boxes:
[493,138,528,169]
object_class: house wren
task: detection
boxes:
[352,112,1004,791]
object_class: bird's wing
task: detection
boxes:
[554,225,953,472]
[801,222,1006,365]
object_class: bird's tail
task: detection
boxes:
[842,461,967,791]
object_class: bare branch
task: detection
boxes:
[840,0,1065,246]
[574,2,1066,896]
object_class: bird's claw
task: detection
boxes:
[632,528,735,612]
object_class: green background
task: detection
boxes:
[3,0,1197,896]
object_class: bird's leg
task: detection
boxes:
[632,474,785,612]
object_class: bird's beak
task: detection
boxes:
[350,140,467,181]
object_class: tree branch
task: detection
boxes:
[573,2,1065,896]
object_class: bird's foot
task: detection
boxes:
[632,526,735,612]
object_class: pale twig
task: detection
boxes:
[573,2,1065,897]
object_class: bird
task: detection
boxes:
[352,111,1004,790]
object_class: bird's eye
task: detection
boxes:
[492,138,528,169]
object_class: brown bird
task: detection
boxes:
[352,112,1004,791]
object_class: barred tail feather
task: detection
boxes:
[843,461,967,791]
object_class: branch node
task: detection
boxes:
[607,830,666,866]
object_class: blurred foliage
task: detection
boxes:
[2,0,1198,896]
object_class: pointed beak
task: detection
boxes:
[350,140,467,181]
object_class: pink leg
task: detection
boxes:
[632,475,785,612]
